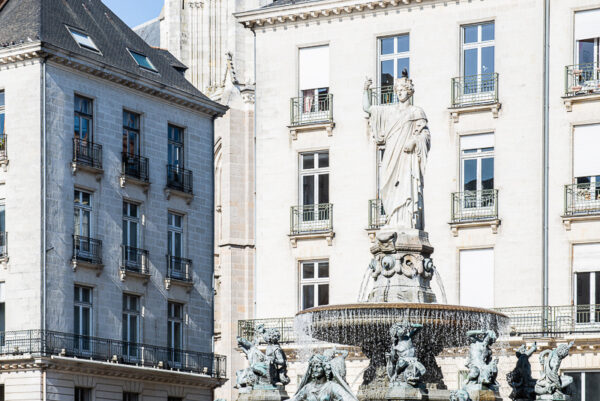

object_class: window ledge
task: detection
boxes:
[563,93,600,112]
[165,277,194,292]
[164,187,194,205]
[449,219,501,237]
[71,161,103,181]
[289,231,334,247]
[120,268,151,284]
[120,174,150,192]
[288,122,335,140]
[562,214,600,230]
[71,258,103,276]
[449,102,501,123]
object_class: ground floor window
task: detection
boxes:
[75,388,91,401]
[300,260,329,310]
[569,371,600,401]
[123,393,139,401]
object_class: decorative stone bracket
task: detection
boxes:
[164,188,194,205]
[120,174,150,193]
[562,214,600,230]
[450,102,501,123]
[71,162,103,181]
[71,258,103,276]
[119,268,150,284]
[289,231,334,247]
[563,93,600,112]
[164,277,194,293]
[289,122,335,140]
[449,219,501,237]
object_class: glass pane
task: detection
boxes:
[596,273,600,305]
[481,22,494,41]
[318,174,329,204]
[318,284,329,306]
[302,176,315,205]
[585,372,600,400]
[380,37,394,55]
[578,39,595,65]
[577,176,591,185]
[0,303,5,333]
[318,262,329,278]
[174,232,182,257]
[463,25,478,44]
[74,306,80,334]
[130,50,156,71]
[397,35,409,53]
[82,308,90,336]
[302,263,315,279]
[318,152,329,168]
[0,91,4,107]
[122,314,128,341]
[302,153,314,170]
[1,113,5,136]
[577,273,591,305]
[463,48,478,77]
[82,288,90,303]
[397,58,409,78]
[463,159,477,191]
[302,285,314,310]
[81,118,89,141]
[130,222,138,247]
[81,192,90,206]
[173,322,181,348]
[481,46,495,74]
[381,60,394,87]
[130,315,138,342]
[570,372,581,401]
[481,157,494,190]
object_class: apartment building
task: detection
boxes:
[235,0,600,399]
[0,0,228,399]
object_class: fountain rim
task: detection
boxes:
[295,302,508,319]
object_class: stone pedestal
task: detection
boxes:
[464,385,502,401]
[237,386,289,401]
[535,395,571,401]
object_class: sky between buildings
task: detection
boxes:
[102,0,163,28]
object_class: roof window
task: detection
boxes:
[128,49,158,72]
[67,27,100,53]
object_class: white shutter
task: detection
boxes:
[460,133,494,151]
[573,243,600,273]
[575,9,600,41]
[299,45,329,90]
[460,248,494,308]
[573,124,600,178]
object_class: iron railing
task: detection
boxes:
[368,86,414,106]
[565,62,600,97]
[122,153,149,182]
[0,232,6,258]
[73,138,102,170]
[0,134,7,160]
[121,246,149,274]
[451,189,498,223]
[565,183,600,216]
[238,318,296,344]
[496,305,600,337]
[368,199,386,229]
[166,255,192,282]
[0,329,226,377]
[290,203,333,235]
[72,235,102,265]
[166,165,193,194]
[451,73,499,107]
[290,94,333,126]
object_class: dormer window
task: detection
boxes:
[128,49,158,72]
[67,27,100,53]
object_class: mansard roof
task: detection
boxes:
[0,0,210,103]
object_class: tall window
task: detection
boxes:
[0,282,5,345]
[123,393,139,401]
[461,22,495,93]
[459,249,494,308]
[573,243,600,324]
[573,124,600,192]
[0,202,5,256]
[0,91,5,139]
[569,371,600,401]
[123,111,140,156]
[575,9,600,71]
[123,201,140,265]
[122,293,140,358]
[168,302,183,363]
[74,286,92,351]
[299,45,330,113]
[168,212,183,258]
[460,133,494,210]
[74,96,93,142]
[379,34,410,88]
[74,190,92,238]
[300,261,329,310]
[74,388,91,401]
[168,125,184,168]
[300,151,329,206]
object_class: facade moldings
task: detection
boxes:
[563,93,600,112]
[449,219,501,237]
[449,102,501,123]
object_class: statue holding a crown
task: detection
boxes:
[363,70,430,232]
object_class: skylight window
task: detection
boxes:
[128,49,158,72]
[67,27,100,53]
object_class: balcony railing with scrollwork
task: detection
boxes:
[290,203,333,235]
[367,86,414,106]
[122,152,149,182]
[238,318,296,344]
[0,329,226,378]
[564,183,600,216]
[368,199,386,229]
[451,189,498,223]
[290,94,333,126]
[166,255,192,282]
[121,246,149,274]
[72,235,102,265]
[73,138,102,170]
[451,73,499,107]
[565,63,600,97]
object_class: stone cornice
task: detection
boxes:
[0,42,228,118]
[235,0,427,29]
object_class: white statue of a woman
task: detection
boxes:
[363,72,430,231]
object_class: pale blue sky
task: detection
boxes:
[102,0,164,28]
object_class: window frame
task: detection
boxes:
[298,151,330,207]
[0,90,5,137]
[122,293,141,358]
[123,110,141,156]
[460,146,495,193]
[123,392,140,401]
[299,260,330,311]
[122,201,140,250]
[377,33,410,88]
[564,370,600,401]
[167,301,184,363]
[74,190,93,238]
[66,26,101,54]
[74,285,93,351]
[74,95,94,143]
[167,212,184,258]
[74,387,92,401]
[168,124,185,168]
[127,48,158,73]
[460,21,495,78]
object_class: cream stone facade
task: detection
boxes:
[234,0,600,400]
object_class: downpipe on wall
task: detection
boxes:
[542,0,550,331]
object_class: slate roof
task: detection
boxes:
[0,0,208,101]
[133,18,160,48]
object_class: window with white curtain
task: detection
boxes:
[459,248,494,308]
[574,124,600,184]
[575,9,600,65]
[299,45,330,113]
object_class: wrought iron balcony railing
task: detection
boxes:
[73,138,102,170]
[368,199,386,229]
[166,165,193,194]
[121,246,149,274]
[565,183,600,216]
[0,232,7,258]
[290,203,333,235]
[290,94,333,126]
[0,134,7,160]
[73,235,102,265]
[451,189,498,223]
[0,329,226,377]
[238,317,296,344]
[565,62,600,97]
[122,152,149,182]
[451,73,499,108]
[166,255,192,282]
[367,86,414,106]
